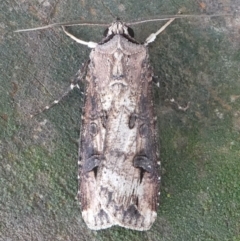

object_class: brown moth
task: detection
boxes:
[15,13,228,230]
[16,17,175,230]
[78,21,161,230]
[69,19,177,230]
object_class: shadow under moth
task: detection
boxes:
[15,12,229,231]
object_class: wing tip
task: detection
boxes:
[82,207,157,231]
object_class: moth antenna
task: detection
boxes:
[14,13,232,33]
[14,21,109,33]
[127,13,232,26]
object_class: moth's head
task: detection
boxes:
[103,20,134,38]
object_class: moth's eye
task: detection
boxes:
[103,28,109,37]
[127,27,134,38]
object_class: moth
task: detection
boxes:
[15,13,228,231]
[66,19,168,231]
[76,21,163,231]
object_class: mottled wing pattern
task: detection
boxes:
[79,35,159,230]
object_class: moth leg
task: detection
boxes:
[31,61,89,117]
[62,26,98,48]
[144,18,175,46]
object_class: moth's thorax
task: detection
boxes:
[88,34,149,114]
